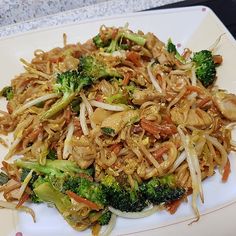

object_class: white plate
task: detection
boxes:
[0,6,236,236]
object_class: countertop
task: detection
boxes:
[0,0,183,38]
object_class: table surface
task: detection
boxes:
[150,0,236,38]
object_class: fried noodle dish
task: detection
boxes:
[0,25,235,235]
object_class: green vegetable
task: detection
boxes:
[79,55,121,79]
[166,38,185,63]
[0,86,14,100]
[98,210,112,225]
[34,182,72,213]
[101,175,147,212]
[92,34,110,48]
[106,93,127,104]
[64,177,106,206]
[40,70,92,120]
[192,50,216,87]
[40,56,121,120]
[46,149,57,160]
[0,172,9,185]
[101,127,116,137]
[15,159,93,177]
[20,168,38,188]
[71,99,81,115]
[140,175,185,205]
[93,28,146,53]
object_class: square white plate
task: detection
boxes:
[0,5,236,236]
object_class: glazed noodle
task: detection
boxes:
[0,25,235,235]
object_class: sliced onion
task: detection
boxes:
[4,138,21,160]
[168,151,187,173]
[81,93,96,129]
[205,134,228,170]
[79,102,89,136]
[108,205,160,219]
[139,143,162,175]
[90,100,126,111]
[13,93,60,116]
[0,200,36,222]
[17,170,34,200]
[63,122,74,159]
[100,213,116,236]
[177,126,203,218]
[191,67,197,86]
[147,61,162,93]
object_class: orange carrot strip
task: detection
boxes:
[109,143,122,155]
[16,193,30,208]
[166,198,183,214]
[126,51,141,67]
[66,190,101,211]
[153,146,169,163]
[222,159,231,182]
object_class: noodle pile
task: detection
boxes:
[0,25,235,234]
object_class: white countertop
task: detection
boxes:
[0,0,182,38]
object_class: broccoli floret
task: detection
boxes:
[15,159,93,177]
[166,38,185,63]
[93,34,110,48]
[101,175,147,212]
[192,50,217,87]
[40,70,92,120]
[64,177,106,206]
[0,86,14,100]
[79,55,121,79]
[98,210,112,225]
[0,172,9,185]
[40,56,121,120]
[93,27,146,53]
[140,175,185,205]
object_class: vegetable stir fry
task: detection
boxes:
[0,24,235,235]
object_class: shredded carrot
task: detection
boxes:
[109,143,122,155]
[16,193,30,208]
[66,190,101,211]
[140,119,177,137]
[222,159,231,182]
[185,85,204,95]
[166,198,183,214]
[122,72,131,86]
[153,146,169,163]
[197,97,211,108]
[126,51,141,67]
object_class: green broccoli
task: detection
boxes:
[101,175,147,212]
[93,28,146,53]
[79,55,121,79]
[140,175,185,205]
[63,177,106,206]
[93,34,110,48]
[15,159,93,177]
[192,50,217,87]
[40,56,121,120]
[0,86,14,100]
[98,210,112,225]
[166,38,185,63]
[40,70,92,120]
[0,172,9,185]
